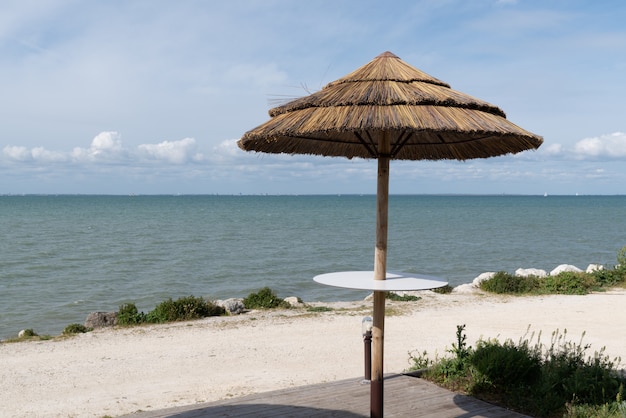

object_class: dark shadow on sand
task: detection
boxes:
[165,403,366,417]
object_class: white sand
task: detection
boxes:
[2,289,625,418]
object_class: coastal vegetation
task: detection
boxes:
[408,325,626,418]
[62,324,91,335]
[117,295,225,326]
[479,246,626,296]
[242,286,291,309]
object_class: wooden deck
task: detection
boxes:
[125,374,531,418]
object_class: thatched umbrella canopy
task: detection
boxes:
[239,51,542,418]
[240,51,541,161]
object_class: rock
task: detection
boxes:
[515,268,547,278]
[586,264,604,273]
[472,272,496,287]
[550,264,583,275]
[452,283,477,294]
[216,298,245,315]
[18,329,27,338]
[84,312,118,329]
[284,296,304,308]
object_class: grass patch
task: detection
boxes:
[63,324,92,335]
[307,306,334,312]
[4,328,54,343]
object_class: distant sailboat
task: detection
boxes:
[544,192,548,197]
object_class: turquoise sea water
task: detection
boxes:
[1,194,625,339]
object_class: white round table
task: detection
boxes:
[313,270,447,291]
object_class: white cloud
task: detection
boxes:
[573,132,626,159]
[537,132,626,161]
[542,143,563,156]
[31,147,67,163]
[2,145,66,163]
[91,131,123,153]
[137,138,203,164]
[2,132,211,167]
[70,132,127,162]
[3,145,32,161]
[210,139,242,162]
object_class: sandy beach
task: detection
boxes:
[2,289,625,418]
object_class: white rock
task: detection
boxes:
[18,329,26,338]
[586,264,604,273]
[515,268,547,278]
[216,298,245,315]
[284,296,304,308]
[452,283,477,294]
[472,272,496,287]
[550,264,583,275]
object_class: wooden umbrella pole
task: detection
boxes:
[371,135,390,418]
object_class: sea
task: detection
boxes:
[1,194,625,340]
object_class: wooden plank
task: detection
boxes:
[125,375,532,418]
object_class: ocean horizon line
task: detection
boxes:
[2,193,625,197]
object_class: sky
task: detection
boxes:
[1,0,625,195]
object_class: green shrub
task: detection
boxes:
[117,296,224,326]
[544,271,596,295]
[413,327,626,418]
[591,268,622,287]
[566,397,626,418]
[471,339,541,388]
[617,245,626,273]
[63,324,91,335]
[537,330,623,411]
[407,349,433,371]
[117,303,146,325]
[432,285,453,294]
[386,292,421,301]
[243,287,289,309]
[21,328,38,337]
[479,271,541,294]
[146,296,224,323]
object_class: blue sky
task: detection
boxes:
[1,0,625,195]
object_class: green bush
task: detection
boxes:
[414,326,626,417]
[146,296,225,323]
[544,272,595,295]
[63,324,91,335]
[471,339,541,388]
[386,292,421,301]
[21,328,38,337]
[617,245,626,273]
[117,303,146,325]
[432,285,453,294]
[536,330,623,412]
[428,325,472,383]
[479,271,541,294]
[117,296,224,326]
[243,287,289,309]
[591,268,623,287]
[566,397,626,418]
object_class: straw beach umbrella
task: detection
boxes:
[238,51,542,417]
